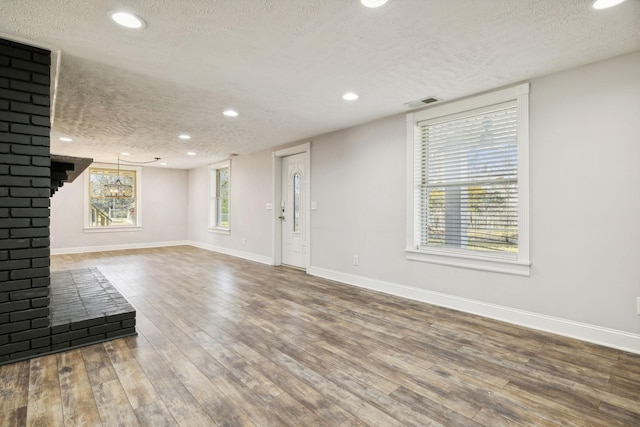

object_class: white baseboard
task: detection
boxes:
[50,240,191,255]
[187,241,272,265]
[307,266,640,355]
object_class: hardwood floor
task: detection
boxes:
[2,246,639,426]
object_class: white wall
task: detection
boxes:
[309,51,640,332]
[187,51,640,347]
[310,116,407,278]
[526,52,640,331]
[51,166,189,251]
[187,150,273,261]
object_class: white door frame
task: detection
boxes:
[272,142,311,270]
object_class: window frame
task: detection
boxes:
[83,162,143,232]
[406,83,530,276]
[208,160,231,234]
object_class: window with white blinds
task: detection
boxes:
[418,101,518,254]
[407,84,530,275]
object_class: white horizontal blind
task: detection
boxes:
[417,101,519,256]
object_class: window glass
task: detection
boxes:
[209,161,230,231]
[419,104,518,254]
[88,167,137,227]
[217,168,230,228]
[293,172,301,233]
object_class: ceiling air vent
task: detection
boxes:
[405,96,441,109]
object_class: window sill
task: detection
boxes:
[406,248,530,277]
[208,227,230,235]
[84,226,142,233]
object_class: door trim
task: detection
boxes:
[272,142,311,270]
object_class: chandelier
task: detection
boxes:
[104,156,160,198]
[104,157,132,198]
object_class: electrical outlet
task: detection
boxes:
[353,255,359,266]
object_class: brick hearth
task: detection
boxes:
[49,268,136,351]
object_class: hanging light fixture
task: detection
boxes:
[104,157,133,198]
[103,156,161,198]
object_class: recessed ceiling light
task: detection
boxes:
[59,137,72,142]
[342,92,359,101]
[592,0,627,8]
[120,152,130,156]
[109,11,146,29]
[223,110,239,117]
[361,0,388,8]
[187,152,196,156]
[179,134,191,140]
[160,162,167,166]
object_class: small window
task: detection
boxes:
[209,160,231,233]
[407,84,530,275]
[85,164,141,229]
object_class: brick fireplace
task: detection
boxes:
[1,38,136,365]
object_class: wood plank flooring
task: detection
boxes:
[2,246,639,426]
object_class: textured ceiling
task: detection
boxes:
[1,0,639,169]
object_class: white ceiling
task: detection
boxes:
[1,0,639,169]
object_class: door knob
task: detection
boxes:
[278,215,285,220]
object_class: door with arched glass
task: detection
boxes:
[281,153,306,268]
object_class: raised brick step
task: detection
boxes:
[49,267,136,351]
[0,267,136,364]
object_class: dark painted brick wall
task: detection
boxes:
[0,38,52,363]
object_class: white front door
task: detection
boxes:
[280,153,306,269]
